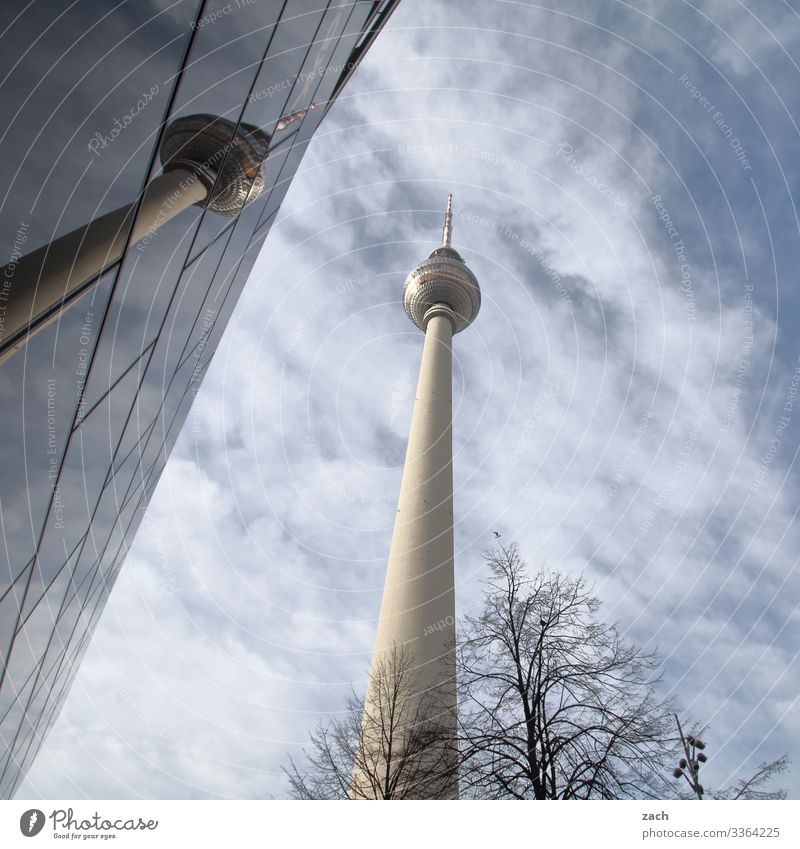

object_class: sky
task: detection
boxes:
[17,0,800,799]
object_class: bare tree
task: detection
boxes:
[716,755,789,800]
[457,543,677,799]
[284,644,457,799]
[672,715,789,800]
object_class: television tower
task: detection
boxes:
[353,195,480,798]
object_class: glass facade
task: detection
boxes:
[0,0,398,798]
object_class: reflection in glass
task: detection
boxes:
[0,0,401,798]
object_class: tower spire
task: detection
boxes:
[441,192,453,246]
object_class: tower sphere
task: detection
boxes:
[160,114,271,216]
[402,196,481,333]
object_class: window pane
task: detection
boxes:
[0,272,114,592]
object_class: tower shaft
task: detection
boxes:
[376,308,456,677]
[355,307,458,799]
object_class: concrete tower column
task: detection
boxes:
[353,196,481,799]
[376,303,457,675]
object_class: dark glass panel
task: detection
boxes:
[172,2,282,120]
[114,231,233,472]
[113,466,149,535]
[167,1,284,254]
[18,534,86,626]
[33,361,142,582]
[10,600,105,796]
[117,423,172,516]
[148,226,232,389]
[304,2,372,110]
[0,566,32,675]
[253,208,279,242]
[55,533,114,639]
[154,367,206,461]
[186,218,236,265]
[106,438,151,516]
[241,1,330,133]
[81,481,132,584]
[179,167,246,261]
[0,272,114,594]
[89,522,126,594]
[256,136,314,227]
[33,577,91,699]
[172,197,270,375]
[11,599,61,692]
[74,470,144,604]
[0,771,15,804]
[244,0,370,192]
[209,179,274,293]
[0,671,36,782]
[0,596,64,750]
[175,218,271,389]
[111,415,157,481]
[39,608,95,720]
[79,349,150,431]
[0,1,195,247]
[138,449,171,511]
[79,206,203,414]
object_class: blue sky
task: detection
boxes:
[18,0,800,798]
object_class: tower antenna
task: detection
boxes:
[441,193,453,246]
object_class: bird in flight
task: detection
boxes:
[493,531,501,538]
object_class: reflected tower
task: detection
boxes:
[0,107,314,364]
[353,195,480,799]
